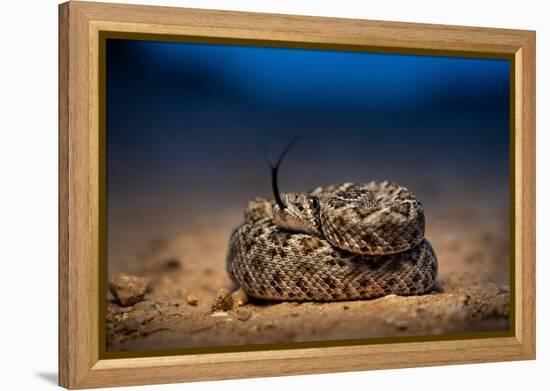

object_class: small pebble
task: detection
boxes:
[342,305,350,310]
[232,288,249,307]
[108,273,151,306]
[290,312,300,317]
[236,310,251,321]
[186,294,198,306]
[211,288,233,312]
[211,311,228,318]
[122,316,140,332]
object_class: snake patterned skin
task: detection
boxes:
[227,181,438,301]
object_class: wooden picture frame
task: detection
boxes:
[59,1,536,388]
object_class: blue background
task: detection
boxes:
[106,39,510,239]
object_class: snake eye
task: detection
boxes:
[310,196,320,211]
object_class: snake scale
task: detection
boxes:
[226,145,438,301]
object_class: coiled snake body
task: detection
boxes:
[227,181,438,301]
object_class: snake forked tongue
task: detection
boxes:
[270,138,298,210]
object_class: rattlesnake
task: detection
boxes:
[226,147,438,301]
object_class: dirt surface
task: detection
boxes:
[106,197,510,352]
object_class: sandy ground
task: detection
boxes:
[106,192,510,352]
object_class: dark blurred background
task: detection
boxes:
[106,39,510,265]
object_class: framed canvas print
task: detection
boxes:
[58,1,536,389]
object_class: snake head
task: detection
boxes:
[273,193,323,236]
